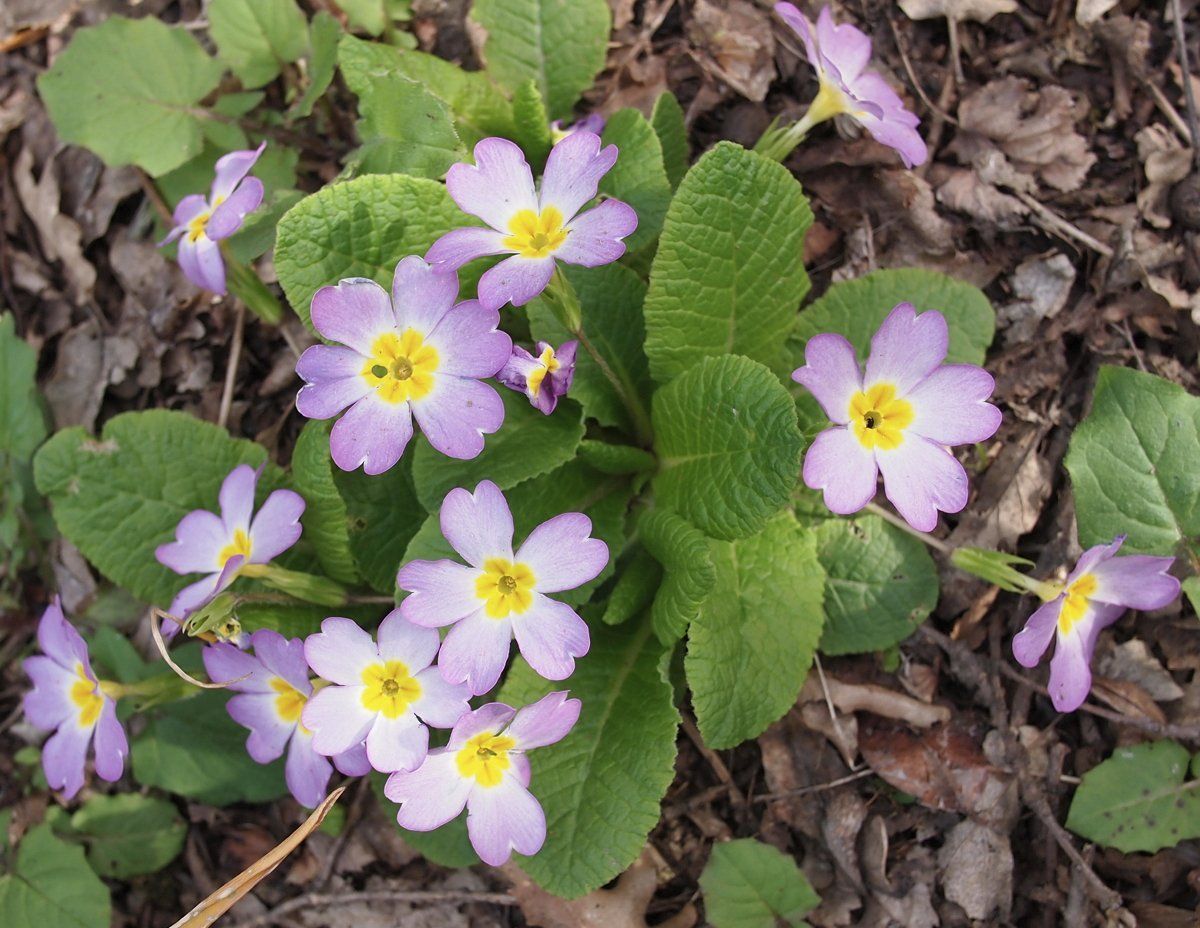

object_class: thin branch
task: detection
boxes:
[218,302,246,431]
[1171,0,1200,169]
[232,890,517,928]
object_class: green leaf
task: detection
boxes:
[0,314,49,559]
[700,838,819,928]
[132,689,287,805]
[470,0,610,120]
[687,514,824,748]
[410,392,585,510]
[33,410,285,607]
[293,12,341,118]
[209,0,308,89]
[791,268,996,370]
[651,91,688,190]
[639,508,716,644]
[0,825,110,928]
[157,143,298,214]
[226,188,306,264]
[333,458,426,594]
[235,601,331,638]
[290,421,360,585]
[601,548,661,626]
[511,79,553,168]
[70,794,186,879]
[644,142,813,382]
[1065,366,1200,556]
[812,514,938,655]
[88,627,152,684]
[37,17,224,176]
[652,355,804,541]
[275,173,485,328]
[598,108,671,252]
[1185,576,1200,613]
[499,621,679,898]
[528,263,653,435]
[577,440,656,476]
[225,259,284,324]
[1066,740,1200,853]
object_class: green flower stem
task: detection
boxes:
[863,501,950,554]
[753,80,845,163]
[255,564,349,606]
[221,243,284,325]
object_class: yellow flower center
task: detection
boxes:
[503,207,568,259]
[361,330,439,404]
[848,383,914,451]
[474,558,536,619]
[360,660,422,718]
[218,528,253,568]
[455,732,517,788]
[186,212,211,243]
[809,75,871,124]
[526,345,560,398]
[1057,573,1097,635]
[70,663,103,729]
[271,676,308,727]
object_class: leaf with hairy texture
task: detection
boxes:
[651,91,689,189]
[639,508,716,644]
[69,794,186,878]
[0,825,110,928]
[700,838,819,928]
[208,0,308,89]
[332,456,426,594]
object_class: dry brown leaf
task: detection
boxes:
[997,253,1076,343]
[1135,124,1192,230]
[12,147,96,304]
[937,820,1013,921]
[799,674,950,729]
[1096,639,1184,702]
[685,0,775,102]
[1075,0,1120,25]
[935,167,1028,229]
[899,0,1016,22]
[1090,677,1168,725]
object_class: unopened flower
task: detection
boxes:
[22,598,128,799]
[793,302,1001,532]
[295,257,511,474]
[385,691,580,865]
[774,4,926,167]
[159,143,266,294]
[425,133,638,310]
[302,611,471,774]
[550,113,606,142]
[156,464,305,630]
[204,630,369,808]
[397,480,608,695]
[1012,536,1180,712]
[497,340,577,414]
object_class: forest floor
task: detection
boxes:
[3,0,1200,926]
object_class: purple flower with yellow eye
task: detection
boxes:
[295,257,512,474]
[384,691,580,866]
[204,630,369,808]
[774,4,927,167]
[22,598,128,799]
[793,302,1001,532]
[425,132,638,310]
[155,464,305,629]
[1012,536,1180,713]
[159,143,266,294]
[498,340,577,415]
[550,113,606,141]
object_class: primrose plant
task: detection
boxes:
[19,0,1195,914]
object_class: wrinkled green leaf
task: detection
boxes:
[333,456,426,594]
[639,508,716,644]
[290,421,360,585]
[602,548,661,626]
[293,11,341,119]
[651,91,688,189]
[577,440,656,476]
[599,108,671,252]
[700,838,819,928]
[69,794,186,878]
[0,825,110,928]
[512,79,553,168]
[209,0,308,88]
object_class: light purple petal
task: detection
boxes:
[426,300,512,378]
[555,199,637,267]
[376,609,441,671]
[386,751,471,830]
[907,364,1001,446]
[249,630,311,693]
[516,513,608,594]
[447,703,516,749]
[228,693,293,763]
[178,234,226,295]
[333,742,371,776]
[814,5,872,84]
[510,594,589,681]
[1090,556,1181,611]
[424,227,511,271]
[248,489,305,563]
[211,143,266,201]
[329,393,414,475]
[203,641,273,692]
[310,278,396,355]
[792,333,862,425]
[168,571,227,621]
[856,105,928,168]
[285,729,333,808]
[397,560,484,628]
[171,193,210,227]
[366,712,428,774]
[504,691,580,750]
[23,656,76,730]
[92,700,127,783]
[206,177,264,241]
[413,378,505,461]
[302,685,375,756]
[305,617,379,684]
[219,464,259,536]
[1069,537,1125,581]
[296,345,372,420]
[411,666,473,729]
[446,137,538,231]
[877,436,969,533]
[1011,597,1062,668]
[477,255,555,311]
[864,303,948,395]
[36,598,89,669]
[439,481,515,567]
[802,426,878,516]
[156,510,227,576]
[1048,626,1094,713]
[43,721,92,799]
[437,610,514,696]
[391,255,461,333]
[466,774,546,866]
[497,345,538,395]
[775,3,822,75]
[539,131,619,221]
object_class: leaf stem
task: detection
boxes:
[864,501,951,554]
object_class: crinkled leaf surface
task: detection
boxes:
[599,108,672,252]
[0,825,110,928]
[687,514,824,748]
[37,17,224,176]
[700,838,819,928]
[208,0,308,88]
[69,794,186,879]
[653,355,804,540]
[644,142,812,382]
[281,420,360,585]
[1065,366,1200,555]
[499,621,679,898]
[651,91,688,189]
[293,11,341,119]
[511,79,553,168]
[639,508,716,644]
[332,455,426,594]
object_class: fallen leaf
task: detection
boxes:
[899,0,1016,23]
[1135,124,1192,230]
[937,820,1013,921]
[1096,639,1184,702]
[12,147,96,304]
[1075,0,1120,25]
[685,0,775,102]
[42,319,105,430]
[997,253,1076,343]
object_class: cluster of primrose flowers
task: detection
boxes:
[22,2,1185,868]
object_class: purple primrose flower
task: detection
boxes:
[22,598,128,799]
[384,691,580,866]
[204,630,370,808]
[159,143,266,294]
[155,464,305,630]
[498,340,577,414]
[301,611,472,774]
[793,302,1001,532]
[295,257,511,474]
[550,113,607,141]
[425,132,638,310]
[1012,536,1180,713]
[397,480,609,696]
[775,4,927,167]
